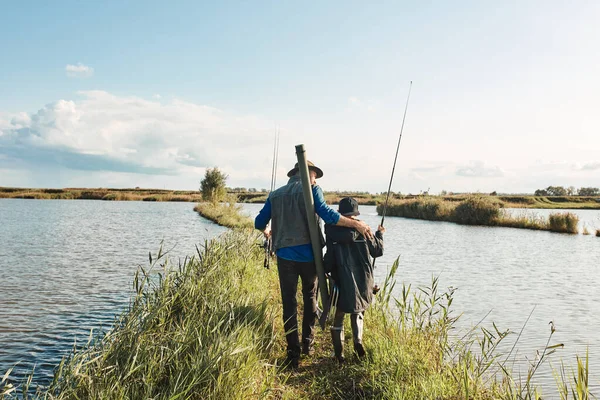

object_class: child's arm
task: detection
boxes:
[367,225,385,259]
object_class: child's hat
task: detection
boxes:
[338,197,360,216]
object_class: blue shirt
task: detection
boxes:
[255,185,341,262]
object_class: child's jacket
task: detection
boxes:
[324,224,384,313]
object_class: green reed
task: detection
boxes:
[380,197,581,234]
[548,212,580,234]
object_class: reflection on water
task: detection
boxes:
[0,199,226,386]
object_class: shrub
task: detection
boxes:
[452,197,501,225]
[548,212,580,234]
[201,167,228,202]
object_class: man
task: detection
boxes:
[254,161,373,368]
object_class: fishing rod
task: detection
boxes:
[269,128,278,192]
[273,126,280,190]
[380,80,412,227]
[264,127,280,269]
[372,81,412,280]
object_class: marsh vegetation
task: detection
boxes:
[379,196,582,234]
[2,229,591,399]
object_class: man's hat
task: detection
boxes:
[338,197,360,217]
[287,160,324,178]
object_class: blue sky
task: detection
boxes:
[1,1,599,193]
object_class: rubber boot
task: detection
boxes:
[330,327,345,364]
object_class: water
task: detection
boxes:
[0,199,226,387]
[1,200,599,395]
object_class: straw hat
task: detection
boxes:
[287,160,324,178]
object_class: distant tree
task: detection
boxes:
[261,188,267,193]
[249,188,257,193]
[200,167,228,202]
[490,191,497,196]
[578,187,600,196]
[567,186,576,196]
[534,189,549,196]
[546,186,567,196]
[440,190,448,196]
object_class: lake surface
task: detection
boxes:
[1,200,599,396]
[0,199,226,387]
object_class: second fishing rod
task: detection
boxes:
[372,81,412,275]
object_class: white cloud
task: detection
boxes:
[65,63,94,78]
[574,161,600,171]
[0,91,274,180]
[348,96,360,106]
[456,161,504,178]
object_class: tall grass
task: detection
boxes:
[380,197,581,234]
[20,231,282,399]
[453,196,502,225]
[548,212,580,234]
[194,199,253,229]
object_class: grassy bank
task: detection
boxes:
[3,187,600,209]
[379,197,581,234]
[194,201,254,229]
[498,195,600,209]
[0,187,204,202]
[3,216,591,398]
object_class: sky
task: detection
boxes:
[1,1,599,194]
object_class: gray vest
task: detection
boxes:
[270,175,322,251]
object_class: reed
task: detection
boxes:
[0,187,204,202]
[380,197,581,234]
[548,212,580,234]
[452,196,501,225]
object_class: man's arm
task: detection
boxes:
[336,215,373,239]
[312,185,373,239]
[254,197,272,237]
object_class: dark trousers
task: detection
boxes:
[276,257,318,352]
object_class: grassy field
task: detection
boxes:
[379,196,582,234]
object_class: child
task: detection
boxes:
[324,197,384,363]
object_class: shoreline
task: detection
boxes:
[378,196,586,234]
[2,187,600,209]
